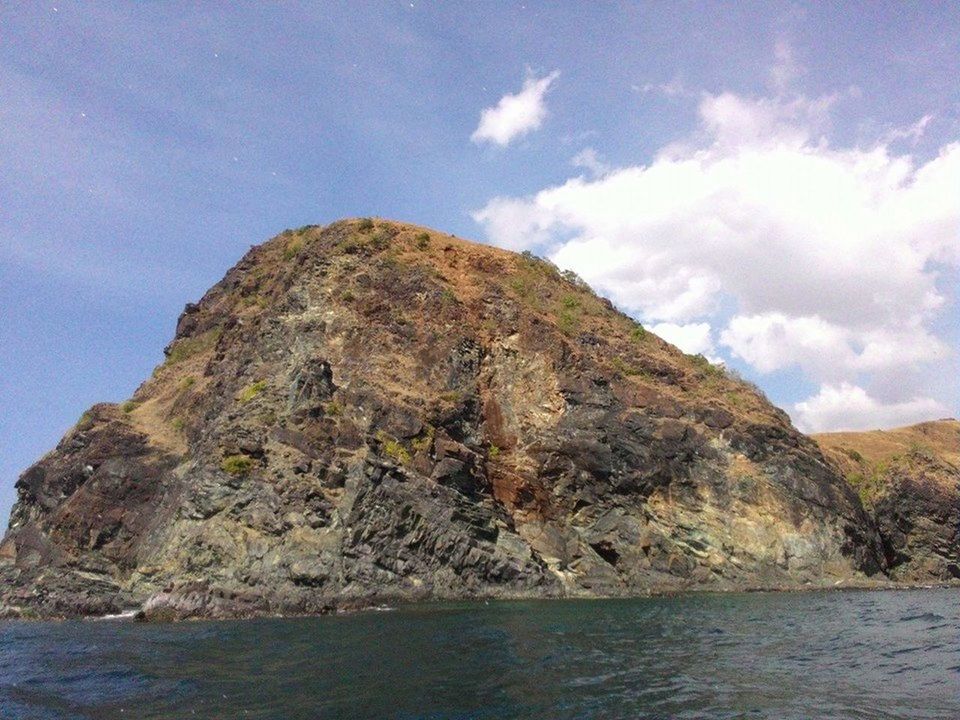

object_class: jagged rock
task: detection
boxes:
[815,419,960,582]
[0,219,893,619]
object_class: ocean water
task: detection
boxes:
[1,589,957,719]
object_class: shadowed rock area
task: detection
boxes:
[815,419,960,583]
[1,219,891,619]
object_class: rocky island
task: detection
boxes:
[0,219,955,619]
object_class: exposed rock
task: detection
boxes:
[815,419,960,582]
[0,219,891,619]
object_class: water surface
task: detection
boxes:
[1,589,958,719]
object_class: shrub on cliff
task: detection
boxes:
[221,454,254,476]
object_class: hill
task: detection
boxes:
[814,420,960,582]
[0,219,886,619]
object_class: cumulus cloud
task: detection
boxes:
[472,75,960,431]
[720,313,949,381]
[793,383,950,433]
[649,322,717,360]
[471,71,559,146]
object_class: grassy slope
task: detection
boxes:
[813,419,960,507]
[123,218,788,450]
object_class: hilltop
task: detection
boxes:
[0,219,890,619]
[814,420,960,582]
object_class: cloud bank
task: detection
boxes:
[473,86,959,432]
[471,71,559,146]
[793,383,949,433]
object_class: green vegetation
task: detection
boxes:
[221,454,254,476]
[324,400,343,417]
[841,447,864,464]
[833,437,945,510]
[377,432,411,465]
[120,400,139,414]
[412,425,435,453]
[631,325,647,342]
[237,380,268,403]
[369,229,392,251]
[506,255,601,336]
[488,444,501,459]
[440,288,457,305]
[283,237,304,260]
[171,418,185,432]
[164,327,222,366]
[241,293,270,309]
[75,411,95,431]
[179,376,196,391]
[724,390,745,408]
[338,238,362,253]
[380,254,401,272]
[906,443,935,463]
[846,461,889,509]
[723,366,769,403]
[508,276,533,300]
[415,232,431,249]
[556,308,580,335]
[612,356,647,378]
[341,290,355,302]
[560,268,591,291]
[842,448,935,509]
[688,353,725,380]
[259,409,278,426]
[339,225,392,254]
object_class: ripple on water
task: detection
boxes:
[899,612,946,622]
[1,589,958,720]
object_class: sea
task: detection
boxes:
[1,588,957,719]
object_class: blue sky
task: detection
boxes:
[2,1,958,524]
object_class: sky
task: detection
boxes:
[1,2,958,524]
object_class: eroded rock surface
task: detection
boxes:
[1,220,887,619]
[815,420,960,583]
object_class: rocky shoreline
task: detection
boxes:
[3,577,957,623]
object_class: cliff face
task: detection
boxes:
[814,420,960,583]
[0,220,886,619]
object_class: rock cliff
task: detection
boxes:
[1,219,888,619]
[814,420,960,583]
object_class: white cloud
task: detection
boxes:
[636,76,690,98]
[649,322,717,360]
[570,147,610,177]
[470,195,556,251]
[768,38,804,94]
[696,91,835,150]
[721,313,853,378]
[720,313,949,380]
[882,114,934,146]
[793,383,950,433]
[471,71,559,146]
[472,76,960,431]
[475,105,960,328]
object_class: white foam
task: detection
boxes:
[94,609,139,621]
